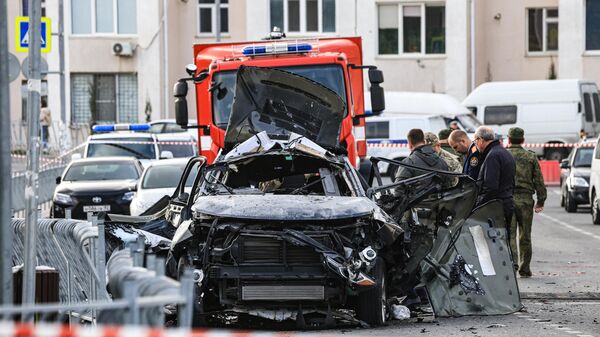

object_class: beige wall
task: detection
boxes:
[166,0,247,119]
[475,0,558,86]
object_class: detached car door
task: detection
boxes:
[367,157,521,317]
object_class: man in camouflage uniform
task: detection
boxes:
[425,132,462,187]
[507,127,547,278]
[438,129,458,156]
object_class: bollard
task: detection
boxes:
[178,269,194,328]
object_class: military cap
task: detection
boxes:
[438,128,452,140]
[424,132,439,146]
[508,127,525,140]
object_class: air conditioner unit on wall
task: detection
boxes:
[112,42,134,57]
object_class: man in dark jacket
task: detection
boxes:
[448,130,482,180]
[395,128,449,186]
[474,126,516,224]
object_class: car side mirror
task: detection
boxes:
[368,69,385,115]
[174,80,189,127]
[560,159,570,169]
[56,176,61,184]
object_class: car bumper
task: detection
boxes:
[569,188,590,204]
[52,200,132,219]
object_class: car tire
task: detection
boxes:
[592,193,600,225]
[356,258,388,326]
[565,192,577,213]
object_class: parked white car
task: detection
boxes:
[463,79,600,160]
[130,158,197,216]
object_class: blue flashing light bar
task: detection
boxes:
[242,43,313,56]
[92,123,151,133]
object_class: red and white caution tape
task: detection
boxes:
[367,143,595,149]
[0,322,339,337]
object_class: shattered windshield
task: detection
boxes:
[212,64,347,129]
[199,153,355,197]
[223,66,346,151]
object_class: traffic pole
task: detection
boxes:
[0,0,13,306]
[22,0,43,307]
[58,0,66,124]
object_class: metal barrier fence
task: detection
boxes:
[10,121,90,155]
[7,216,193,327]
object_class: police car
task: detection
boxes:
[78,124,197,166]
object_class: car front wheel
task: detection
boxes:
[565,191,577,213]
[356,258,388,326]
[592,193,600,225]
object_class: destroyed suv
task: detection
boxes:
[157,67,521,327]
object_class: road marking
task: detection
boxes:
[537,213,600,241]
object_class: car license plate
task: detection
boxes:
[83,205,110,212]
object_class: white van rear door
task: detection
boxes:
[581,84,599,137]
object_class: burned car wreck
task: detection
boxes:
[115,66,521,327]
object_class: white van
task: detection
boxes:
[463,79,600,160]
[364,92,480,176]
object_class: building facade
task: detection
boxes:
[6,0,600,126]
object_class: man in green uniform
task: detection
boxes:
[425,132,462,187]
[438,129,458,156]
[507,127,547,278]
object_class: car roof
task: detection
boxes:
[89,132,155,140]
[144,158,191,167]
[70,156,139,164]
[365,91,471,116]
[463,79,591,105]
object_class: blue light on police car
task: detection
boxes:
[242,43,312,56]
[92,123,150,133]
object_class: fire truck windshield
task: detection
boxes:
[211,64,347,129]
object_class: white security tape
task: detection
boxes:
[0,322,340,337]
[366,143,595,149]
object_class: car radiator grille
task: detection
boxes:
[242,285,324,301]
[240,234,330,265]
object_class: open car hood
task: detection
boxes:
[223,66,346,152]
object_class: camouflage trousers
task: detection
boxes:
[510,193,535,274]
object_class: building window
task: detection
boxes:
[377,3,445,55]
[198,0,229,35]
[527,8,558,53]
[269,0,335,34]
[587,0,600,50]
[484,106,517,125]
[71,0,137,35]
[71,73,138,124]
[22,0,46,17]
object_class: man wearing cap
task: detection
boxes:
[425,132,462,187]
[438,129,458,157]
[507,127,546,278]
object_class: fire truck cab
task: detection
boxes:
[174,32,385,166]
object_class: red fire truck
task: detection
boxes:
[174,32,385,166]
